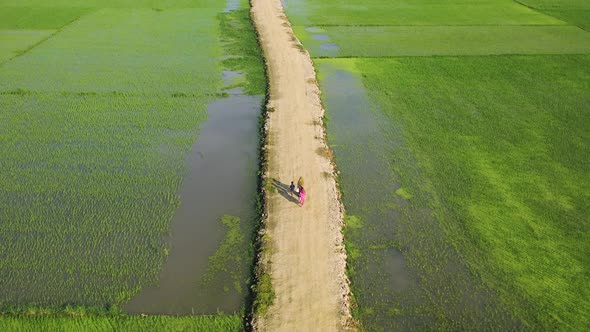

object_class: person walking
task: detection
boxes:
[289,181,296,196]
[298,187,306,207]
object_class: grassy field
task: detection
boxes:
[293,0,590,330]
[0,0,265,328]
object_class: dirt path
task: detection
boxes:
[250,0,351,331]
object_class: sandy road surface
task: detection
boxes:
[250,0,352,331]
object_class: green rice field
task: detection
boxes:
[0,0,265,329]
[0,312,242,331]
[295,25,590,57]
[290,0,590,330]
[285,0,563,26]
[519,0,590,31]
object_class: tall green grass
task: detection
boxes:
[0,5,225,308]
[219,9,266,95]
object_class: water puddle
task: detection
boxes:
[312,34,330,41]
[224,0,240,12]
[305,26,322,33]
[221,70,246,95]
[380,248,412,291]
[320,43,340,57]
[319,62,516,330]
[222,70,241,85]
[125,82,262,314]
[301,27,339,56]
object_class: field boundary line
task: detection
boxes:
[0,11,88,66]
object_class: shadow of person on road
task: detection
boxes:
[272,179,300,204]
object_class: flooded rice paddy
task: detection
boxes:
[126,74,263,314]
[0,0,265,325]
[318,62,517,330]
[302,26,340,56]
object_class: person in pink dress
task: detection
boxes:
[298,187,306,207]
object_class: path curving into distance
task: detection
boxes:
[250,0,352,330]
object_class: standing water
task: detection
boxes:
[126,75,263,314]
[318,61,517,330]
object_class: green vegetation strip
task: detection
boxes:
[202,215,248,295]
[295,25,590,57]
[285,0,562,26]
[219,8,266,95]
[351,55,590,330]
